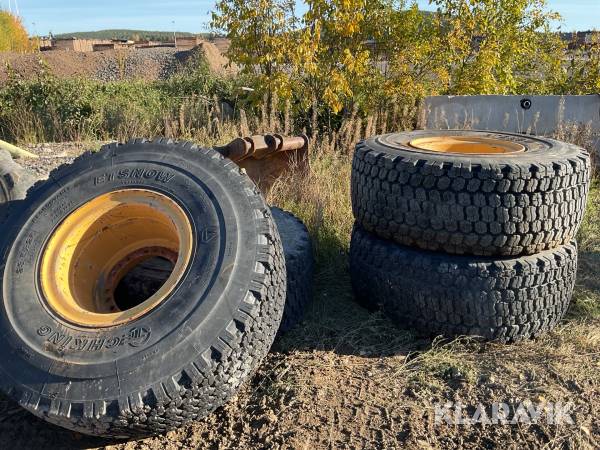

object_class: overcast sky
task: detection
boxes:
[0,0,597,36]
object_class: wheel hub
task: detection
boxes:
[40,189,193,328]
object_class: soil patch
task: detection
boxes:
[0,42,232,83]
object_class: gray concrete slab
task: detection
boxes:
[420,94,600,152]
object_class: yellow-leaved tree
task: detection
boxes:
[431,0,563,94]
[0,10,31,52]
[212,0,579,125]
[299,0,373,114]
[369,2,449,109]
[212,0,378,114]
[212,0,301,102]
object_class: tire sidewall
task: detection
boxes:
[366,130,582,164]
[0,143,262,398]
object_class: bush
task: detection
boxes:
[0,58,237,143]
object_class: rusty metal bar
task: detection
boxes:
[214,134,309,162]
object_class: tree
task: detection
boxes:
[0,10,31,52]
[430,0,562,95]
[371,2,449,106]
[212,0,378,114]
[211,0,300,102]
[552,32,600,95]
[299,0,373,113]
[211,0,576,124]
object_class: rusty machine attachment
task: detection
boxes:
[214,134,309,192]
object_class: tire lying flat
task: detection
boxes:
[271,207,314,333]
[0,149,37,203]
[0,139,286,438]
[352,130,591,256]
[350,225,577,343]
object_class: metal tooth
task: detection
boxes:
[214,134,309,162]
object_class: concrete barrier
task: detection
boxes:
[420,95,600,153]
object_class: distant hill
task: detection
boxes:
[53,29,215,42]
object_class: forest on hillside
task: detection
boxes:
[53,29,216,41]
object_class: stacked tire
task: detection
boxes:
[350,130,591,342]
[0,139,312,438]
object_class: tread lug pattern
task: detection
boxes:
[350,225,578,343]
[351,138,591,256]
[271,207,314,333]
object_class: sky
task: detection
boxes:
[0,0,597,36]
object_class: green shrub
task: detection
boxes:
[0,59,236,143]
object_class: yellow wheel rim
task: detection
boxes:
[409,136,526,155]
[40,189,193,328]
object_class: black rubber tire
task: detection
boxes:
[271,207,314,333]
[350,225,578,343]
[351,130,591,256]
[0,149,37,203]
[0,139,286,438]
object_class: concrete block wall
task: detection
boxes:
[420,95,600,154]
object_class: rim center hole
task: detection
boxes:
[113,256,176,311]
[408,137,525,154]
[41,189,193,327]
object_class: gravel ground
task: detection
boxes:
[93,48,183,82]
[0,43,232,83]
[18,142,104,178]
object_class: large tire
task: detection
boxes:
[0,139,286,438]
[271,207,314,333]
[0,149,37,203]
[352,130,591,256]
[350,226,577,342]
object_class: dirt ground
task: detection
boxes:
[0,42,232,83]
[0,143,598,450]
